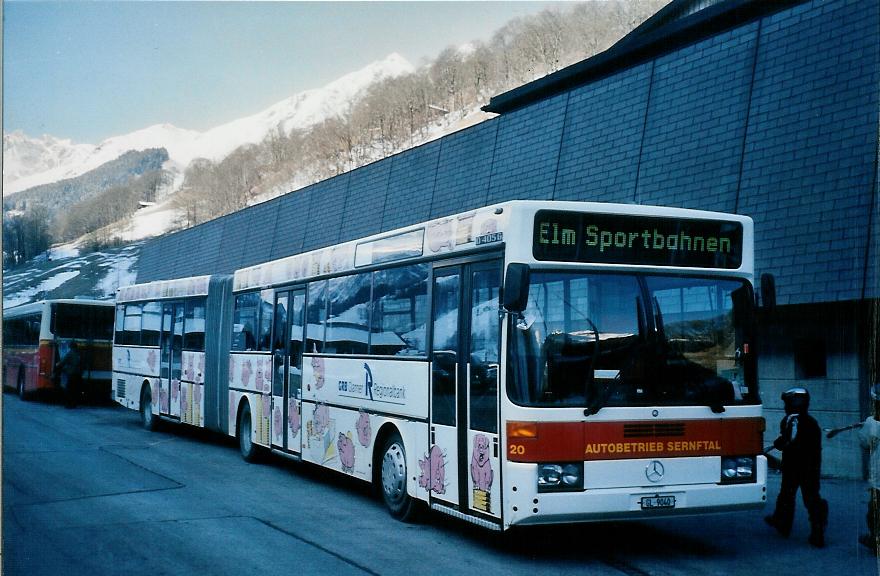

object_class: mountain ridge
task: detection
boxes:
[4,53,414,196]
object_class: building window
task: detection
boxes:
[794,339,826,379]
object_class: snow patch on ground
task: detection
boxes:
[3,270,81,309]
[119,203,181,241]
[96,251,139,297]
[49,243,81,260]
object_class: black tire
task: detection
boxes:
[17,369,29,401]
[140,384,158,431]
[238,401,262,462]
[379,432,418,521]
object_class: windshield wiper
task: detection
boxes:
[652,296,666,343]
[580,317,604,416]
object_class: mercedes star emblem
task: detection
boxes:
[646,460,665,483]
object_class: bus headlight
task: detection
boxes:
[721,456,755,483]
[537,462,584,492]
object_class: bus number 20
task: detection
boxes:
[509,444,526,456]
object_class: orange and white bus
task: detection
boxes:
[114,201,768,530]
[3,299,115,400]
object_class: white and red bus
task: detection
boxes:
[3,299,115,400]
[114,201,767,530]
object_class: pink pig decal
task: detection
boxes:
[288,399,301,438]
[180,385,189,416]
[311,356,325,390]
[263,362,272,392]
[313,404,330,436]
[241,359,252,387]
[198,355,205,384]
[147,349,157,372]
[470,434,494,491]
[255,362,263,391]
[338,432,355,473]
[356,411,371,447]
[427,219,454,253]
[185,355,194,381]
[418,445,446,494]
[159,385,169,413]
[273,405,283,443]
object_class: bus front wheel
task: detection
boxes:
[380,432,418,521]
[140,384,158,431]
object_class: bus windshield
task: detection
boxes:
[52,303,115,340]
[507,271,757,411]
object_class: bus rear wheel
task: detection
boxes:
[238,402,262,463]
[140,384,158,431]
[380,432,418,521]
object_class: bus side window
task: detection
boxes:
[307,281,328,353]
[123,304,143,346]
[232,292,260,351]
[470,268,501,433]
[371,263,429,356]
[141,302,162,347]
[258,290,274,352]
[29,317,41,345]
[327,273,370,355]
[184,298,207,351]
[115,305,125,345]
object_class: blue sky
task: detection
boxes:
[4,1,563,143]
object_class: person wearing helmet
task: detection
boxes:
[764,387,828,547]
[859,384,880,554]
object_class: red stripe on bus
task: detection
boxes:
[506,418,765,463]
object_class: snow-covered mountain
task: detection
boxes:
[3,132,95,191]
[3,53,414,195]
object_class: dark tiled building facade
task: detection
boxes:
[138,0,879,478]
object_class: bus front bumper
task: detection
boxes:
[505,458,767,527]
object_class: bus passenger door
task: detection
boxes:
[271,293,288,450]
[159,302,184,418]
[272,289,305,455]
[430,259,502,520]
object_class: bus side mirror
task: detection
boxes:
[503,264,530,313]
[760,273,776,312]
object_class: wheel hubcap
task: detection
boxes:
[142,393,152,426]
[241,414,252,453]
[382,442,406,502]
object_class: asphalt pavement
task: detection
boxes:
[2,393,878,576]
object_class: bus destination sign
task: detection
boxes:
[533,210,743,269]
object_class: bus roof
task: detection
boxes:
[3,298,113,318]
[233,200,753,292]
[116,275,215,303]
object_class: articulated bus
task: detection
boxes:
[3,299,115,400]
[112,276,232,430]
[113,201,767,530]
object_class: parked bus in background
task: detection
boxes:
[112,276,232,431]
[113,201,768,531]
[3,299,115,400]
